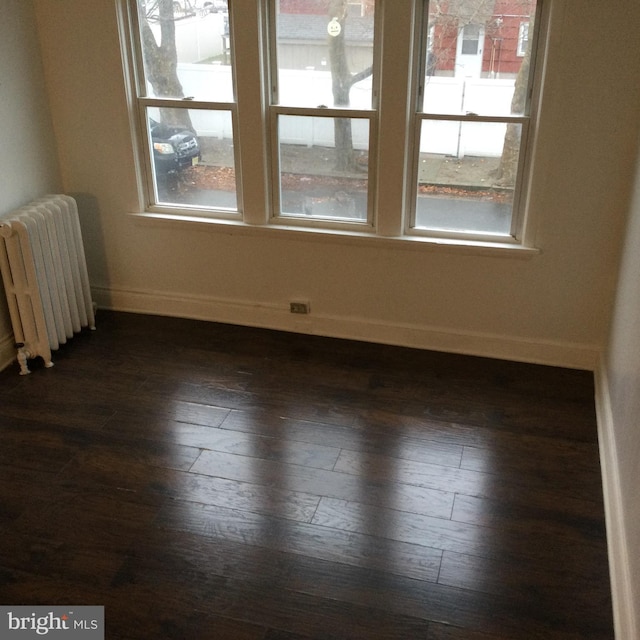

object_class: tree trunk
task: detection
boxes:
[327,0,357,171]
[495,13,534,187]
[326,0,374,172]
[139,0,193,131]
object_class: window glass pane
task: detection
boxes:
[517,22,529,56]
[136,0,232,101]
[461,24,480,55]
[147,107,237,210]
[423,0,537,114]
[277,114,369,222]
[413,119,521,236]
[274,1,375,108]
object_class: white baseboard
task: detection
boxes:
[92,285,600,370]
[0,331,15,373]
[594,364,638,640]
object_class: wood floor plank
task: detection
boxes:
[0,570,268,640]
[0,415,88,473]
[86,431,203,472]
[137,372,258,409]
[460,433,601,472]
[311,496,608,569]
[103,414,342,470]
[263,631,316,640]
[426,622,581,640]
[460,438,603,496]
[190,449,455,519]
[451,493,607,543]
[0,465,60,525]
[219,409,376,447]
[137,371,362,427]
[334,446,603,503]
[203,567,592,640]
[186,578,433,640]
[0,529,127,590]
[438,549,612,615]
[115,524,595,639]
[350,386,600,444]
[0,393,115,428]
[9,485,159,546]
[219,409,465,467]
[0,486,159,594]
[312,495,496,556]
[156,500,443,582]
[2,354,150,400]
[63,449,322,523]
[108,401,231,429]
[352,405,597,454]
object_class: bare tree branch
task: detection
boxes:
[348,65,373,88]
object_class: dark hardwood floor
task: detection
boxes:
[0,311,613,639]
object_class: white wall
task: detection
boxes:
[31,0,639,370]
[599,129,640,638]
[0,0,62,371]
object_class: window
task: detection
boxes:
[128,0,239,214]
[518,22,530,57]
[411,0,540,240]
[121,0,545,248]
[347,0,367,18]
[269,0,378,227]
[461,23,481,56]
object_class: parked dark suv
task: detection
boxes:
[150,118,201,175]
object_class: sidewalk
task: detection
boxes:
[417,153,501,189]
[199,138,503,190]
[166,138,512,234]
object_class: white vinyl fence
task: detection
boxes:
[148,13,516,157]
[153,64,517,158]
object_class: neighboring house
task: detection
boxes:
[276,12,374,71]
[276,0,373,71]
[278,0,533,78]
[279,0,374,16]
[428,0,535,78]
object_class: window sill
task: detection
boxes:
[130,211,540,259]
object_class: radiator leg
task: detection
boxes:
[16,346,31,376]
[90,302,97,330]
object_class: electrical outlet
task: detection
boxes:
[290,301,310,314]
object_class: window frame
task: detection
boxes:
[406,0,546,244]
[124,0,243,218]
[139,99,243,218]
[118,0,548,252]
[265,0,381,232]
[268,108,379,231]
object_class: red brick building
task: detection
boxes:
[427,0,535,78]
[278,0,535,79]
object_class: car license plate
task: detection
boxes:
[192,157,199,166]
